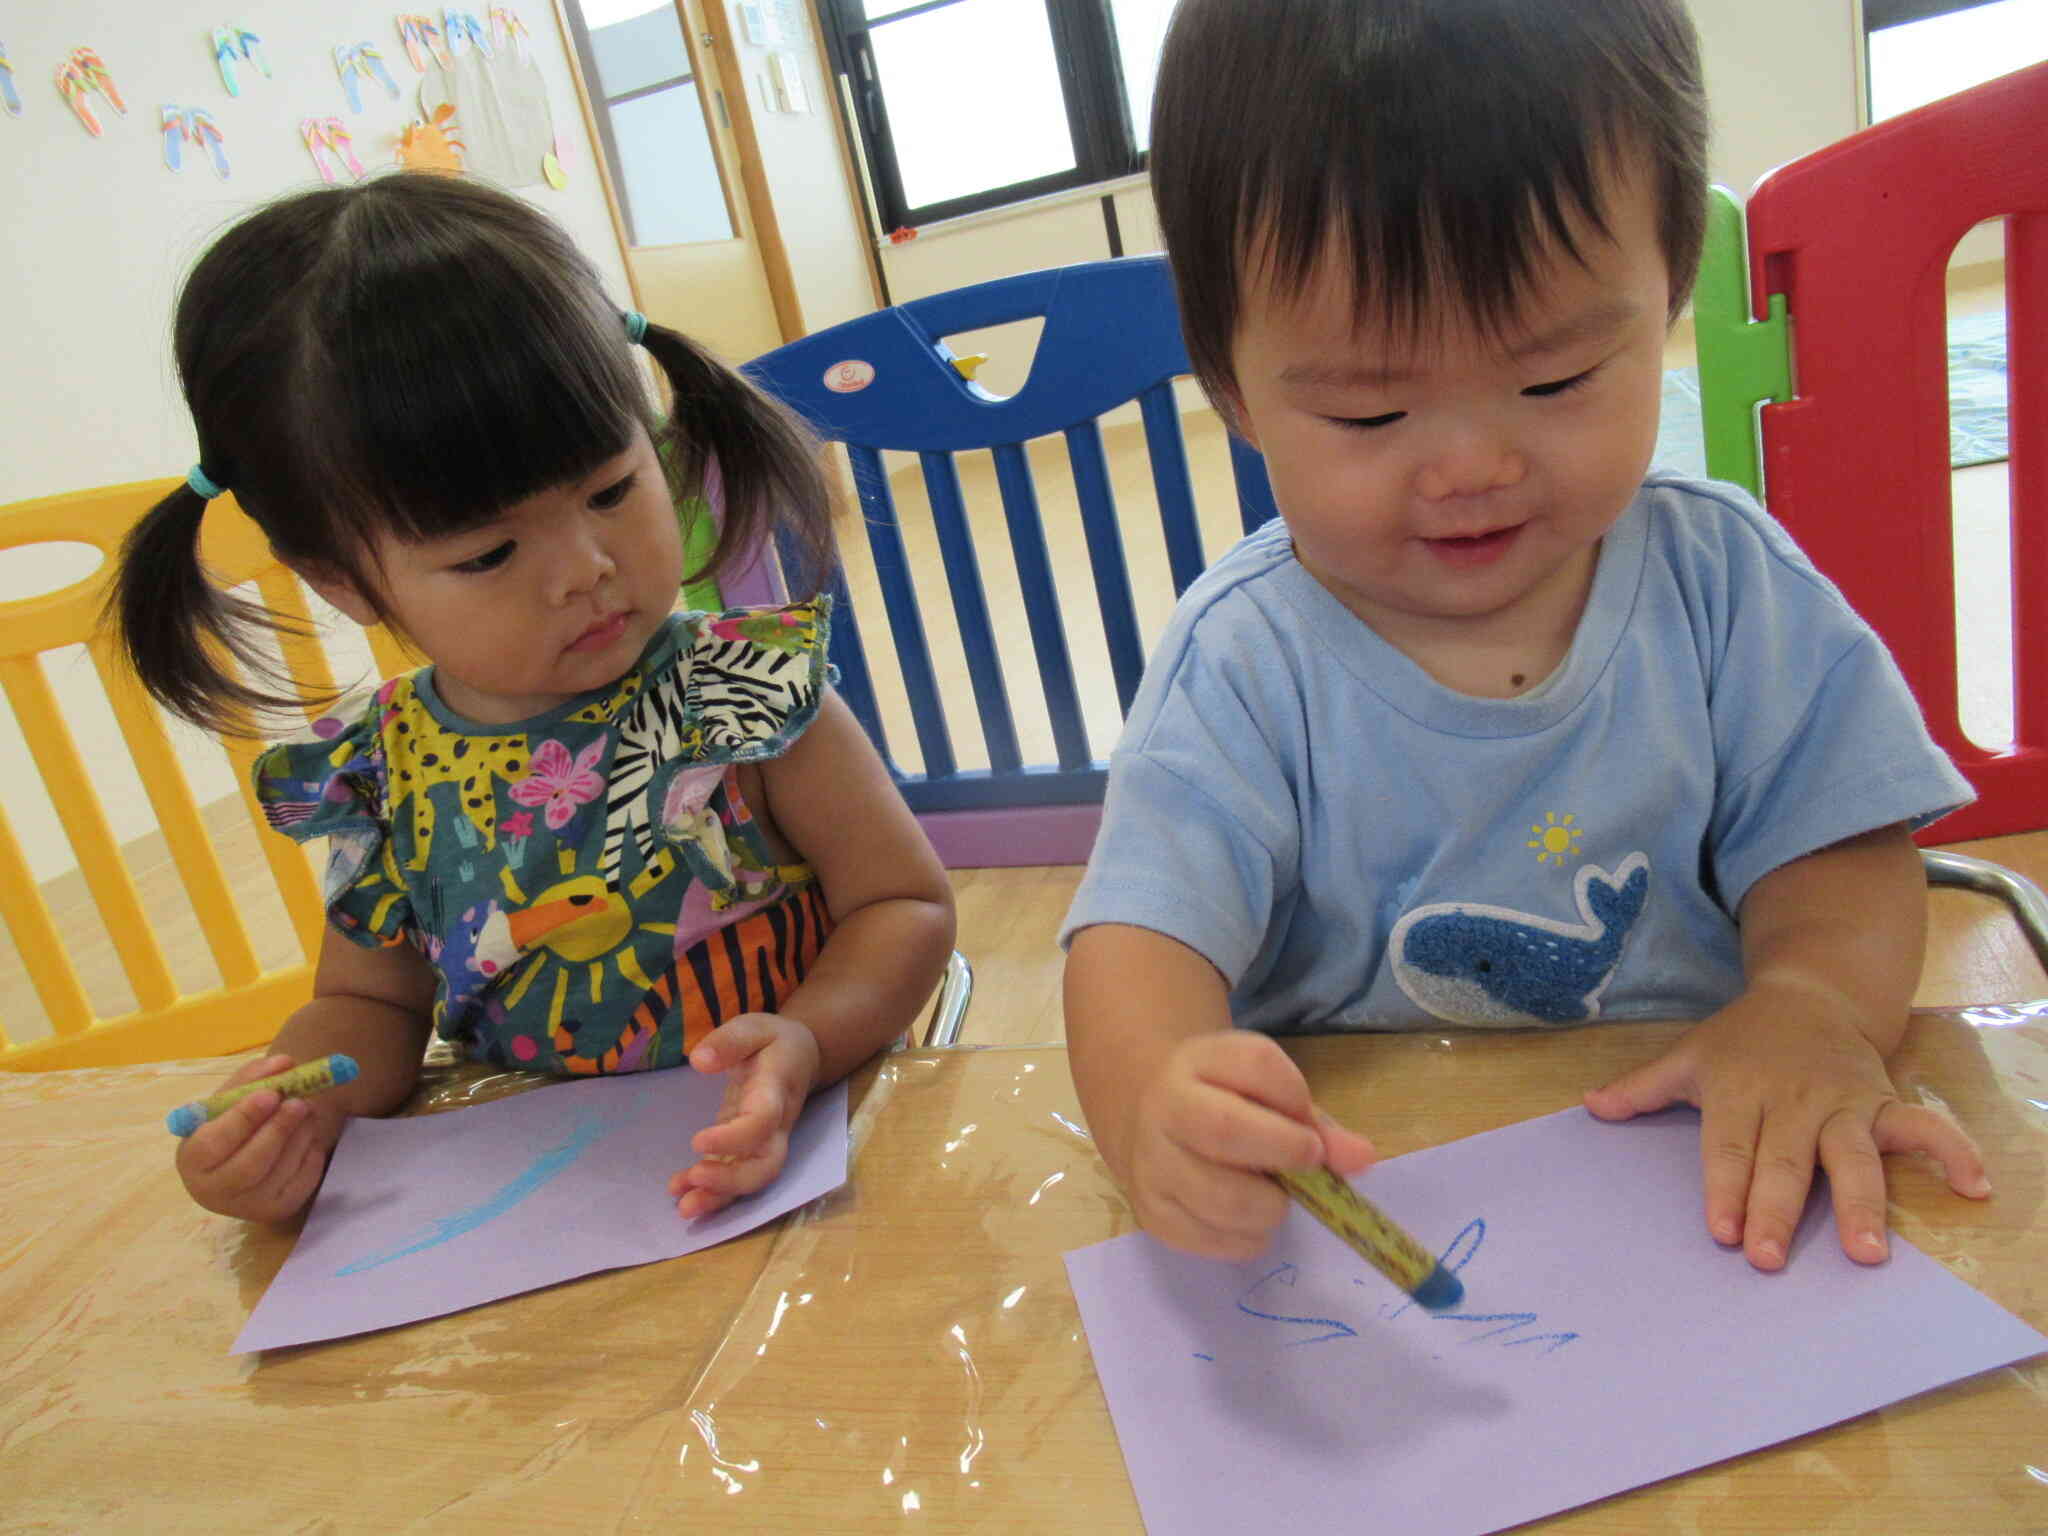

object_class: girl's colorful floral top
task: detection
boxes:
[254,600,836,1073]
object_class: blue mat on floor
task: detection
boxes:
[1653,308,2009,479]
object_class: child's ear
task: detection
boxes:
[289,560,380,626]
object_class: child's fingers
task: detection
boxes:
[1815,1111,1891,1264]
[1161,1075,1323,1172]
[177,1089,287,1177]
[1149,1164,1294,1262]
[1189,1030,1318,1123]
[1582,1045,1698,1123]
[688,1014,781,1074]
[1736,1109,1825,1271]
[1693,1090,1766,1252]
[1313,1108,1376,1174]
[1872,1099,1993,1198]
[669,1128,793,1219]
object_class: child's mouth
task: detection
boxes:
[1423,524,1521,566]
[569,612,630,652]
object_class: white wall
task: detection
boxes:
[0,1,627,883]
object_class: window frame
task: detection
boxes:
[817,0,1145,231]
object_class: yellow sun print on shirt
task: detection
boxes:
[1527,811,1584,867]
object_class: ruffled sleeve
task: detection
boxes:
[250,686,415,948]
[677,596,834,758]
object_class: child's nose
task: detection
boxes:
[1414,428,1527,501]
[550,520,618,603]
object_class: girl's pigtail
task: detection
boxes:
[109,483,329,737]
[637,321,838,599]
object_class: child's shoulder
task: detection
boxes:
[1636,473,1830,583]
[662,594,835,759]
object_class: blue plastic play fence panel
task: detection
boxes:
[744,257,1276,843]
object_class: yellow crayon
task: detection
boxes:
[165,1054,360,1137]
[1272,1163,1464,1310]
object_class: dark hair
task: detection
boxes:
[1150,0,1709,416]
[112,172,835,734]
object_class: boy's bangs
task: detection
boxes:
[1244,45,1617,346]
[304,242,647,546]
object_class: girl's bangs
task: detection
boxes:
[307,253,649,545]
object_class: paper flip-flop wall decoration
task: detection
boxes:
[333,41,398,113]
[397,14,452,73]
[489,7,531,60]
[301,116,366,183]
[55,46,125,136]
[444,10,494,60]
[210,25,269,97]
[162,105,231,179]
[0,41,23,117]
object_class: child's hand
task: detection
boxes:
[668,1013,823,1220]
[1583,990,1991,1270]
[1118,1030,1375,1261]
[174,1053,341,1222]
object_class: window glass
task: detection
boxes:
[588,4,693,98]
[871,0,1076,208]
[612,84,733,245]
[1868,0,2048,120]
[1108,0,1174,152]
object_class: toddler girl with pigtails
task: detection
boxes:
[114,173,954,1225]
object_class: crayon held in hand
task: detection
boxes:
[1272,1162,1464,1311]
[165,1054,360,1137]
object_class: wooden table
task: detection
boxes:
[6,1010,2046,1531]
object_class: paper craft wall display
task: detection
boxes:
[301,116,367,183]
[1065,1106,2046,1536]
[444,9,494,59]
[211,25,268,96]
[334,40,399,113]
[0,42,22,118]
[489,6,532,60]
[397,14,452,73]
[397,102,464,174]
[162,106,230,179]
[233,1071,850,1353]
[417,23,556,189]
[55,46,124,137]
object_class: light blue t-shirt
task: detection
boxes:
[1060,477,1973,1033]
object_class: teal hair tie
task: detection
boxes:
[623,310,648,344]
[186,464,227,500]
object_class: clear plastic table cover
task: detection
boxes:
[4,1007,2045,1532]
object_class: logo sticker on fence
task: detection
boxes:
[823,359,875,394]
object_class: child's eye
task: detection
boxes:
[1522,367,1598,398]
[453,541,516,573]
[1333,410,1406,430]
[589,472,638,511]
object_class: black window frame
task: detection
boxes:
[817,0,1146,232]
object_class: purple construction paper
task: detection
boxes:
[1065,1106,2045,1536]
[234,1073,848,1353]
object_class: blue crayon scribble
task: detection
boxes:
[1218,1215,1579,1361]
[1194,1352,1215,1361]
[1236,1263,1357,1345]
[335,1110,609,1275]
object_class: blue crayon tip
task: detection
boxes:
[1411,1262,1464,1312]
[331,1054,361,1086]
[165,1103,203,1137]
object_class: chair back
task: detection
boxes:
[745,255,1276,865]
[0,481,412,1069]
[1738,61,2048,843]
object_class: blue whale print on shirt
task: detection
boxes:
[1390,853,1650,1026]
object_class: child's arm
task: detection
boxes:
[667,690,956,1218]
[1065,922,1374,1260]
[1585,823,1990,1269]
[175,930,437,1223]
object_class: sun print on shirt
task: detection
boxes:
[1526,811,1583,868]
